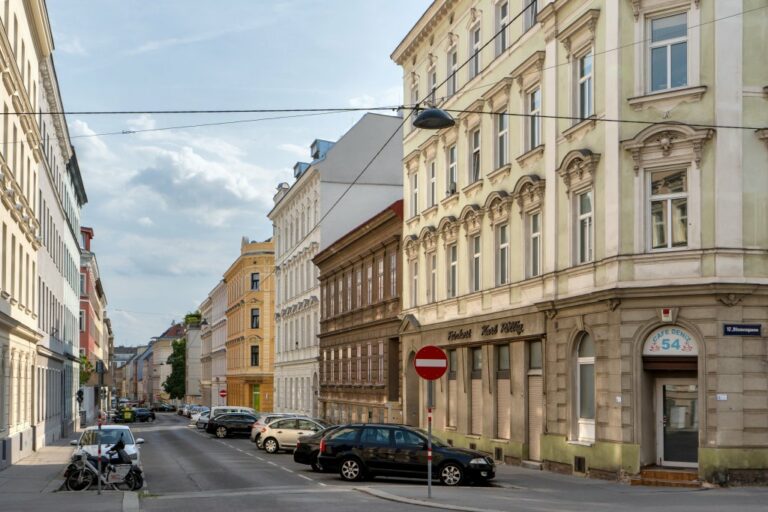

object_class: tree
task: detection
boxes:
[184,311,201,326]
[163,337,186,400]
[79,355,94,386]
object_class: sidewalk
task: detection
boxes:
[0,438,125,512]
[356,464,768,512]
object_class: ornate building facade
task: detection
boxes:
[393,0,768,483]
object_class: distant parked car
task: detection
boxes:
[134,408,156,423]
[210,406,255,420]
[249,413,306,444]
[70,425,145,465]
[151,403,176,412]
[206,413,257,438]
[318,424,495,486]
[177,404,188,416]
[190,407,210,423]
[196,411,210,430]
[293,426,341,472]
[258,418,332,453]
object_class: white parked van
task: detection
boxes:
[210,406,255,418]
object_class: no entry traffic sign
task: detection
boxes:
[414,345,448,380]
[219,389,227,398]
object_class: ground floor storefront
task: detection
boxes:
[226,375,273,412]
[274,359,319,417]
[400,285,768,484]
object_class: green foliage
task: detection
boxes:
[162,337,186,399]
[79,355,94,386]
[184,311,202,326]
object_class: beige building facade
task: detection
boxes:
[393,0,768,483]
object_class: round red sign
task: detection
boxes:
[219,389,227,398]
[414,345,448,380]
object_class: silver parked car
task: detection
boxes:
[258,417,331,453]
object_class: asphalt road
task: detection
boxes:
[130,412,430,512]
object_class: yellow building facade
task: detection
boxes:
[224,238,275,412]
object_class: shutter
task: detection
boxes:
[471,379,482,434]
[496,379,511,439]
[448,380,458,427]
[527,375,543,461]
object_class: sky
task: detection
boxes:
[47,0,431,346]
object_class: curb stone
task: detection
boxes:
[123,491,140,512]
[355,486,507,512]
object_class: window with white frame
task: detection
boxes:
[428,160,436,207]
[447,243,458,298]
[527,212,541,278]
[495,113,509,168]
[496,1,509,57]
[576,333,595,441]
[469,25,481,79]
[367,264,373,304]
[648,12,687,93]
[367,342,373,383]
[410,173,419,217]
[577,51,593,119]
[377,257,384,301]
[337,277,343,312]
[411,260,419,308]
[428,253,436,303]
[471,234,481,292]
[524,0,538,31]
[526,87,541,150]
[356,267,362,307]
[577,190,593,264]
[378,341,384,384]
[410,81,419,107]
[447,48,458,97]
[347,346,352,384]
[356,344,362,382]
[470,128,481,183]
[389,252,397,297]
[330,349,335,382]
[347,272,352,310]
[649,169,688,250]
[428,67,438,104]
[338,348,343,383]
[496,223,509,285]
[447,144,457,195]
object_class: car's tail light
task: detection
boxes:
[296,441,300,449]
[319,439,326,454]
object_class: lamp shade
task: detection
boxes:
[413,107,456,130]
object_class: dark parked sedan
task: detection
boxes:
[318,424,495,486]
[151,403,176,412]
[134,408,156,422]
[206,413,257,438]
[293,426,340,471]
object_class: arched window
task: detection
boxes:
[577,333,595,442]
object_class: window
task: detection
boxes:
[250,308,260,329]
[528,212,541,277]
[471,235,481,292]
[470,129,481,183]
[577,191,593,264]
[378,341,384,384]
[469,25,481,79]
[79,309,85,332]
[347,272,352,310]
[428,67,437,104]
[529,340,542,369]
[410,173,419,217]
[377,258,384,301]
[410,261,418,308]
[577,52,593,119]
[389,253,397,298]
[447,145,457,195]
[410,81,419,107]
[330,281,335,316]
[649,13,687,92]
[250,345,260,367]
[447,48,458,97]
[366,265,373,304]
[356,267,362,307]
[576,333,595,441]
[649,169,687,250]
[471,347,482,372]
[428,253,436,303]
[347,346,352,384]
[524,0,538,31]
[497,344,510,371]
[79,273,85,295]
[428,161,436,207]
[496,224,509,285]
[394,428,423,447]
[447,244,458,298]
[448,349,457,379]
[250,272,260,290]
[367,343,372,383]
[496,1,509,57]
[495,113,508,168]
[527,88,541,150]
[361,427,391,445]
[330,350,335,382]
[337,277,343,312]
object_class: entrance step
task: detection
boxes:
[521,460,542,471]
[630,467,701,488]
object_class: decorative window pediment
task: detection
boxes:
[481,77,513,112]
[557,9,600,61]
[461,98,485,131]
[404,149,420,174]
[418,225,438,252]
[557,149,601,194]
[483,191,513,223]
[418,134,440,161]
[437,215,460,245]
[459,204,483,234]
[512,174,546,214]
[511,51,545,93]
[631,0,699,20]
[404,235,420,260]
[622,123,714,174]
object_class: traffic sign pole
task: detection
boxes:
[413,345,446,501]
[427,380,434,499]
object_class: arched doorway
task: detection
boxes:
[405,351,420,427]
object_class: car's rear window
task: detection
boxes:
[328,427,359,442]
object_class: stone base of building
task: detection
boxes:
[0,426,35,470]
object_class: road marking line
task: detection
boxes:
[280,467,294,473]
[318,482,327,487]
[268,461,278,466]
[298,474,313,482]
[256,457,264,461]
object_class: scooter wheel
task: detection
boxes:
[65,469,95,491]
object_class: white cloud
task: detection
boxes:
[127,24,262,56]
[348,87,403,109]
[137,216,153,226]
[277,143,309,159]
[57,34,87,56]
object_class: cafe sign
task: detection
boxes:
[643,326,698,356]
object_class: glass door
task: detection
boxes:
[656,379,698,467]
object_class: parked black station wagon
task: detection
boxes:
[206,413,257,438]
[317,424,495,486]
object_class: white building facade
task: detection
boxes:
[270,113,404,416]
[209,280,227,407]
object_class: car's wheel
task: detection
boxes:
[339,457,365,482]
[263,437,279,454]
[215,426,228,438]
[130,471,144,491]
[148,416,154,422]
[310,452,323,472]
[65,469,95,491]
[439,462,464,486]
